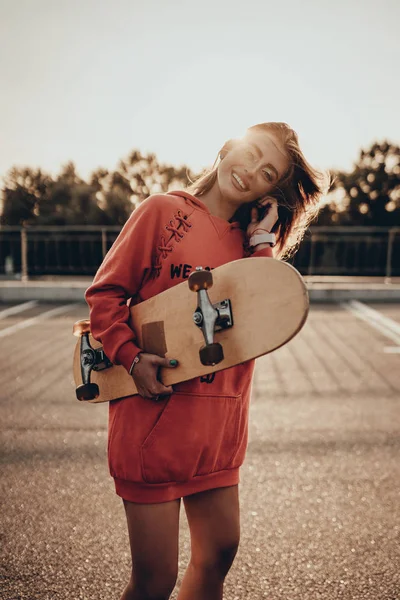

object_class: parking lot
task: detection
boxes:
[0,300,399,599]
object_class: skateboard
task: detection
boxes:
[73,257,309,403]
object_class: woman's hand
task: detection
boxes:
[246,196,279,237]
[131,352,179,401]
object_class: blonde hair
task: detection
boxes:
[187,122,331,258]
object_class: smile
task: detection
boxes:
[231,171,249,192]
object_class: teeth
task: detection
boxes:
[233,172,246,190]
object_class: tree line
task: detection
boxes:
[1,141,399,227]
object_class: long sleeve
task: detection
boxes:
[85,195,165,373]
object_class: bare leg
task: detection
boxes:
[120,497,181,600]
[177,485,240,600]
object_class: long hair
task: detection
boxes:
[187,122,331,259]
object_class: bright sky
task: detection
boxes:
[1,0,399,182]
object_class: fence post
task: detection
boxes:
[308,236,315,277]
[21,228,28,282]
[385,228,395,283]
[101,228,108,259]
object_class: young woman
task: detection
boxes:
[85,122,329,600]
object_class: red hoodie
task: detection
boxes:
[85,191,273,503]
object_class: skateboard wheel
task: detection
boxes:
[199,343,224,366]
[73,319,91,337]
[76,382,99,401]
[188,270,213,292]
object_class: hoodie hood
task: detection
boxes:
[168,190,241,233]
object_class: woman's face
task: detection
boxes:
[216,129,289,205]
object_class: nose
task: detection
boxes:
[244,165,256,177]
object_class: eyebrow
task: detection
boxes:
[248,142,279,179]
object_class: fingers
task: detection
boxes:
[155,385,174,398]
[152,358,177,400]
[137,354,178,401]
[251,207,258,223]
[152,355,179,369]
[257,198,278,217]
[149,383,174,396]
[259,195,277,205]
[136,384,173,401]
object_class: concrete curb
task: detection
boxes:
[308,287,400,302]
[0,282,89,302]
[1,281,400,303]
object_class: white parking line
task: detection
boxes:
[342,300,400,351]
[0,301,37,319]
[0,303,79,339]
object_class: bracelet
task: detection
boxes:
[251,228,271,233]
[129,354,141,375]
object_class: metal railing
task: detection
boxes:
[293,226,400,279]
[0,226,399,279]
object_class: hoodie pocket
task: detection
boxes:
[108,395,170,482]
[140,391,242,484]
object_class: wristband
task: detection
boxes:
[248,232,276,248]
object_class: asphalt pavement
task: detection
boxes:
[0,301,399,599]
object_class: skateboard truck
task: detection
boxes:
[72,320,112,401]
[188,267,233,366]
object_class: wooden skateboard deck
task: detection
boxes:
[73,257,308,403]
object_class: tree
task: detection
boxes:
[325,141,400,226]
[1,167,52,225]
[5,141,398,228]
[113,150,191,207]
[85,150,192,225]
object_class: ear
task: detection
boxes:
[219,145,229,160]
[219,139,235,160]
